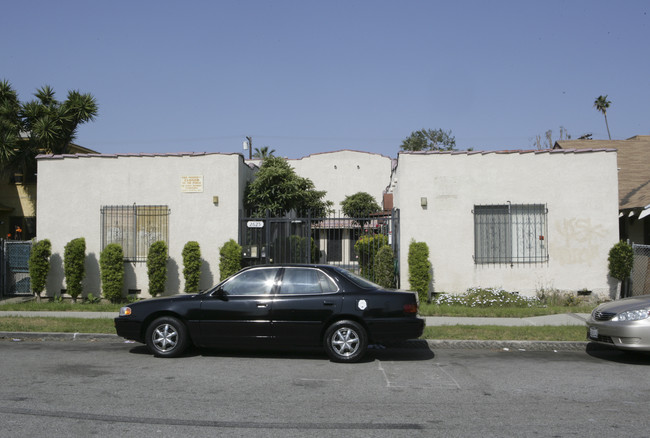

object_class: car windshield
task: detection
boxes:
[332,267,382,290]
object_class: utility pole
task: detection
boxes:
[245,136,252,160]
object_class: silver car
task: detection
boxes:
[587,295,650,351]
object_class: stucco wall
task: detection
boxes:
[36,152,252,298]
[288,150,393,210]
[394,150,620,298]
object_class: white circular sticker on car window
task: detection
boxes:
[358,300,367,310]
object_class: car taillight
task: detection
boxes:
[403,304,418,315]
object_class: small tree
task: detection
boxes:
[147,241,168,297]
[400,128,456,151]
[182,241,202,293]
[354,234,388,280]
[374,245,395,289]
[100,243,124,303]
[608,241,633,298]
[63,237,86,302]
[341,192,381,227]
[219,239,242,281]
[28,239,51,301]
[408,240,431,302]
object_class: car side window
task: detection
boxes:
[221,268,278,295]
[279,268,338,295]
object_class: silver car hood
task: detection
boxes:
[596,295,650,313]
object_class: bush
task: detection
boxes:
[354,234,388,280]
[100,243,124,303]
[63,237,86,302]
[408,240,431,302]
[147,241,168,297]
[608,241,634,281]
[219,239,242,281]
[29,239,51,301]
[182,241,202,293]
[374,245,395,288]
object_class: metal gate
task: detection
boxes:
[239,209,400,287]
[1,240,32,296]
[630,243,650,297]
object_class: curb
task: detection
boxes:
[0,332,589,351]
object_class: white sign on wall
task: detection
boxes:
[181,175,203,193]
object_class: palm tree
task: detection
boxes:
[0,81,98,178]
[594,95,612,140]
[252,146,276,160]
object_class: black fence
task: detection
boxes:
[240,209,400,287]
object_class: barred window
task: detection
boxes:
[101,205,170,262]
[474,204,548,264]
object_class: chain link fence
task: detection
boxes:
[630,244,650,297]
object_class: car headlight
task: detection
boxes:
[119,306,132,316]
[612,308,650,322]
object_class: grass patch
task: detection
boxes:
[423,325,587,342]
[0,300,123,312]
[419,303,595,317]
[0,317,116,334]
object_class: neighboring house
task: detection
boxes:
[554,135,650,244]
[392,148,620,298]
[35,148,620,299]
[36,152,253,297]
[0,143,97,240]
[288,150,394,267]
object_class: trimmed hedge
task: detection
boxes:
[608,241,634,281]
[29,239,51,301]
[100,243,124,303]
[354,234,388,280]
[63,237,86,302]
[408,240,431,302]
[219,239,242,281]
[374,245,395,289]
[147,241,168,297]
[182,241,202,293]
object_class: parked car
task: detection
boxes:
[586,294,650,351]
[114,264,425,362]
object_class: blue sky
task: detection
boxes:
[2,0,648,158]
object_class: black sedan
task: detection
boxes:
[115,264,425,362]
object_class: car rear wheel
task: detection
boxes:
[324,320,367,363]
[145,316,188,358]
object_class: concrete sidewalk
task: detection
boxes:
[0,311,591,326]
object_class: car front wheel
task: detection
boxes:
[324,320,367,363]
[145,316,188,358]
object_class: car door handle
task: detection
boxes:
[323,301,335,306]
[257,303,269,308]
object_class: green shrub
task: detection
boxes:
[374,245,395,289]
[63,237,86,302]
[354,234,388,280]
[147,241,168,297]
[219,239,242,281]
[608,241,634,280]
[408,240,431,302]
[182,241,202,293]
[100,243,124,303]
[29,239,51,301]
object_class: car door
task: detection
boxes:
[271,267,343,347]
[198,267,280,347]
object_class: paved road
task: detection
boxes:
[0,339,648,437]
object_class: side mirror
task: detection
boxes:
[214,288,229,300]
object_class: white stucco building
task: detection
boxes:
[392,149,620,297]
[37,152,253,296]
[35,147,620,299]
